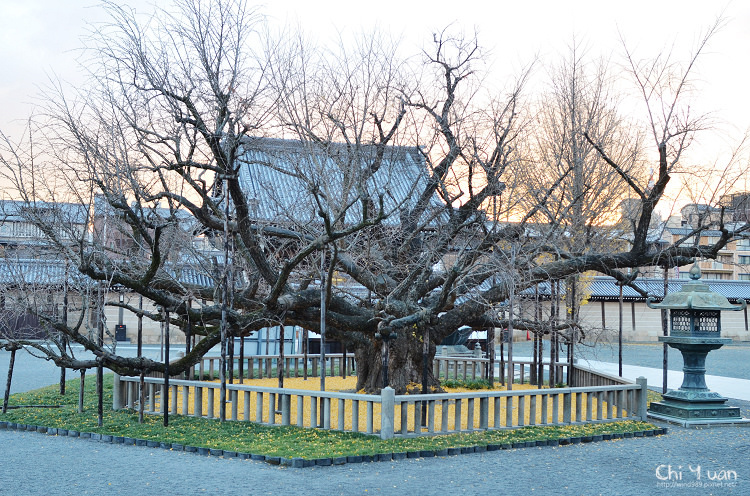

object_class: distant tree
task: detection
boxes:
[520,42,647,380]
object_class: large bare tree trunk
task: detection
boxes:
[568,276,577,387]
[355,333,440,394]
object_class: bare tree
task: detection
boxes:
[521,41,648,382]
[0,2,747,397]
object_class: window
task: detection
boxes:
[739,255,750,265]
[738,238,750,251]
[739,274,750,281]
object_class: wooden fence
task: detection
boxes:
[148,353,357,381]
[177,354,567,385]
[113,369,648,440]
[433,356,569,385]
[568,364,632,387]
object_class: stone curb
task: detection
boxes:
[0,421,667,468]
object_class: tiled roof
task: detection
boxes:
[0,259,81,286]
[0,259,215,290]
[583,277,670,300]
[237,137,445,226]
[666,227,725,237]
[666,226,750,237]
[523,276,750,302]
[162,265,216,288]
[0,200,89,224]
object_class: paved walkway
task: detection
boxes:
[581,359,750,402]
[1,416,748,495]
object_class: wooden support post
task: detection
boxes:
[78,369,85,414]
[2,346,17,414]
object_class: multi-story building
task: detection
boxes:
[720,192,750,223]
[0,200,88,255]
[661,199,750,281]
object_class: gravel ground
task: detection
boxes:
[1,421,749,496]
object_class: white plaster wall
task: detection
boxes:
[578,300,749,342]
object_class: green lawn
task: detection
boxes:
[0,375,659,459]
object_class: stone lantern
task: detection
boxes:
[646,263,747,425]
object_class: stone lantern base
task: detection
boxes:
[648,398,745,427]
[647,336,750,427]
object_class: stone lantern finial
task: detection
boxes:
[689,262,701,280]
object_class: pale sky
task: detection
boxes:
[1,0,749,205]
